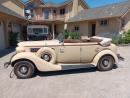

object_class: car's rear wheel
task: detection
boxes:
[14,60,35,79]
[97,55,114,71]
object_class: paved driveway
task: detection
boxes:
[0,46,130,98]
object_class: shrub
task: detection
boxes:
[63,31,80,39]
[112,30,130,45]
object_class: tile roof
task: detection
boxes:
[0,5,27,20]
[37,0,89,8]
[68,1,130,22]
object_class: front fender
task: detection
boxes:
[11,52,61,72]
[91,50,118,66]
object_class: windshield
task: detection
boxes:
[33,28,44,34]
[57,32,65,42]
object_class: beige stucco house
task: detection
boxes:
[26,0,130,39]
[0,0,27,51]
[25,0,89,38]
[67,1,130,38]
[1,0,130,51]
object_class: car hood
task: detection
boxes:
[18,40,60,47]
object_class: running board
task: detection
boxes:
[58,63,95,70]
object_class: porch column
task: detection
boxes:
[52,23,55,39]
[64,23,67,30]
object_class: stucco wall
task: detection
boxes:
[56,24,64,34]
[1,0,24,16]
[123,10,130,32]
[96,18,120,38]
[67,21,89,36]
[67,18,121,38]
[32,0,87,21]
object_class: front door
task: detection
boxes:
[92,24,96,36]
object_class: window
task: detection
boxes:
[100,20,108,26]
[74,26,80,32]
[60,8,65,15]
[44,9,50,19]
[32,28,48,35]
[28,28,32,33]
[33,28,44,34]
[44,28,48,34]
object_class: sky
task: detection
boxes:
[22,0,128,8]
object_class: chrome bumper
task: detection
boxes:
[4,53,17,68]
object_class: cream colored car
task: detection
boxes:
[5,36,119,79]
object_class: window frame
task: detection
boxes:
[74,26,80,32]
[60,8,65,15]
[100,19,109,26]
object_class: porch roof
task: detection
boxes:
[68,1,130,22]
[0,5,27,20]
[28,19,64,24]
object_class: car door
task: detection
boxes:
[57,43,81,63]
[80,43,100,63]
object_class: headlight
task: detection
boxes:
[16,47,25,53]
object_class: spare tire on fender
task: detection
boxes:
[36,47,56,64]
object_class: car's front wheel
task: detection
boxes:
[97,55,114,71]
[14,60,35,79]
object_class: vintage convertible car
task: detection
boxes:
[5,36,120,79]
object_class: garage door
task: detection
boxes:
[0,21,5,51]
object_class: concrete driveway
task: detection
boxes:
[0,46,130,98]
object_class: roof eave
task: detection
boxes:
[67,16,122,23]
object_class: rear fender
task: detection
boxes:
[11,52,61,72]
[91,50,118,66]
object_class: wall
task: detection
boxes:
[123,10,130,32]
[32,0,87,21]
[1,0,24,16]
[56,24,64,34]
[67,21,89,36]
[96,18,120,38]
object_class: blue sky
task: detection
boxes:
[22,0,128,8]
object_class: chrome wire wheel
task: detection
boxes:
[41,53,52,62]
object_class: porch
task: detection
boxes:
[28,20,65,40]
[0,12,27,50]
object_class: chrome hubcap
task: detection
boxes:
[20,66,28,74]
[103,59,109,66]
[43,54,50,61]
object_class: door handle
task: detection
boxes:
[60,47,64,53]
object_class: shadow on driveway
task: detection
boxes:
[0,48,15,58]
[37,67,97,77]
[36,65,118,77]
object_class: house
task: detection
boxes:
[67,1,130,38]
[26,0,130,39]
[0,0,27,51]
[25,0,89,39]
